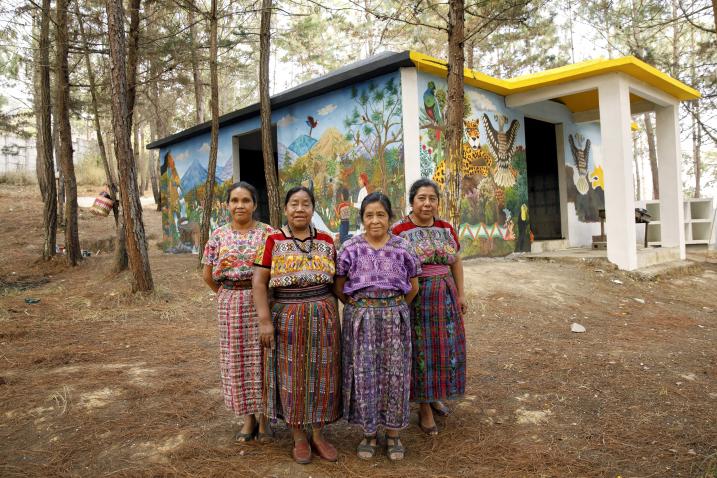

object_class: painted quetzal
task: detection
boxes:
[423,81,441,140]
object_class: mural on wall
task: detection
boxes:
[159,135,234,252]
[565,125,604,222]
[418,74,530,257]
[278,73,405,240]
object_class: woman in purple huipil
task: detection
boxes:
[334,192,421,461]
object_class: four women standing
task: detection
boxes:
[204,178,467,464]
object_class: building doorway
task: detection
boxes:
[233,126,277,224]
[525,117,562,240]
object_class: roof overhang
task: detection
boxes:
[149,51,700,150]
[410,51,700,113]
[147,51,414,150]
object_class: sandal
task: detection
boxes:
[257,427,274,444]
[431,401,451,417]
[235,423,258,442]
[357,435,378,460]
[418,410,438,436]
[386,435,405,461]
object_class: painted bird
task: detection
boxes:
[483,113,520,188]
[423,81,441,140]
[306,116,318,136]
[568,134,591,194]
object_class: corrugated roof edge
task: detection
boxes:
[146,50,413,150]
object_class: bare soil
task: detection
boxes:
[1,184,716,478]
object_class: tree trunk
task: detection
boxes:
[36,0,56,260]
[55,0,81,266]
[443,0,465,229]
[692,102,701,198]
[147,114,161,209]
[188,1,206,124]
[148,57,164,211]
[465,39,475,70]
[106,0,154,292]
[643,113,659,200]
[126,0,141,132]
[198,0,219,266]
[33,13,48,202]
[259,0,281,228]
[53,103,65,228]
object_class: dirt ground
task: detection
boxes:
[1,184,716,478]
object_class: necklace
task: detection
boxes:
[287,224,314,260]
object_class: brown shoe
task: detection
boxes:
[310,436,338,462]
[292,439,312,464]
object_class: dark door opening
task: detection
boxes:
[525,117,562,240]
[234,126,277,225]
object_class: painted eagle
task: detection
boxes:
[482,113,520,188]
[568,134,591,195]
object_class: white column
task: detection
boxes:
[598,75,638,270]
[400,67,420,215]
[655,104,686,258]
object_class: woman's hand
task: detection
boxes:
[259,319,275,348]
[457,294,467,316]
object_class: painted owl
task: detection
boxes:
[483,113,520,188]
[569,134,591,195]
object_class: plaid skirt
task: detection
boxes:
[216,287,263,416]
[410,273,466,402]
[342,290,412,434]
[264,285,342,427]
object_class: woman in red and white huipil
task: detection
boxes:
[202,181,275,443]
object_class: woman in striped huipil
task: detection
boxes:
[202,182,275,442]
[391,178,467,436]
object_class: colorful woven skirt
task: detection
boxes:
[264,285,342,427]
[216,287,263,416]
[342,290,411,434]
[410,273,466,402]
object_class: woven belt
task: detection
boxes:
[349,295,404,308]
[273,284,332,302]
[221,280,252,290]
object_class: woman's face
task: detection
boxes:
[284,190,314,230]
[362,201,390,241]
[228,187,256,224]
[411,186,439,221]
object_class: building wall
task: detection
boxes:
[158,71,404,252]
[416,71,530,257]
[415,72,605,257]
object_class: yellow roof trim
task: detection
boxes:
[408,51,700,102]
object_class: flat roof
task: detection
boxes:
[148,51,700,150]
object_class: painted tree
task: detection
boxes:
[343,77,403,194]
[106,0,154,291]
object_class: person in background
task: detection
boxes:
[391,178,467,436]
[253,186,341,465]
[335,192,420,461]
[201,181,275,443]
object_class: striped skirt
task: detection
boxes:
[216,287,263,416]
[410,273,466,402]
[264,285,342,427]
[342,290,411,434]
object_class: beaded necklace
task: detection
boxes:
[287,224,314,260]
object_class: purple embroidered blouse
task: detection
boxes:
[336,234,422,295]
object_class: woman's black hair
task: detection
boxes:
[408,178,441,205]
[284,185,315,208]
[226,181,258,205]
[360,192,393,220]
